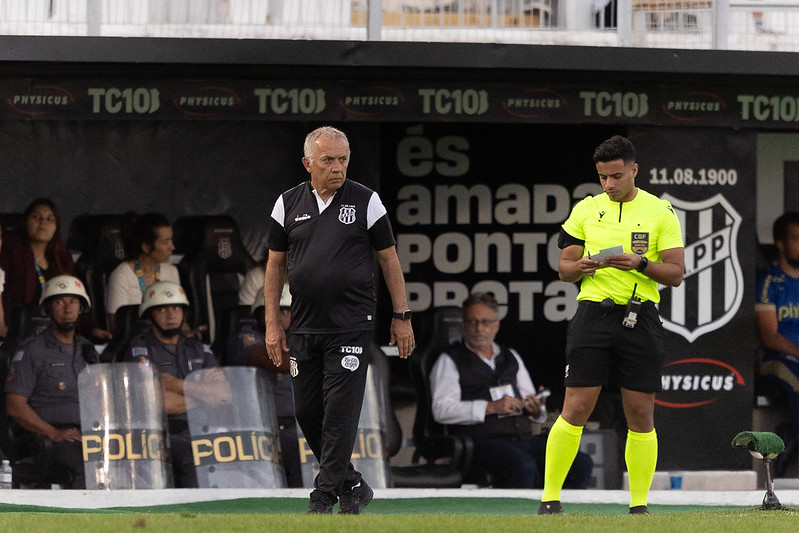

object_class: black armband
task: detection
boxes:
[557,228,585,250]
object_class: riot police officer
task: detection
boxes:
[5,275,99,489]
[122,280,219,488]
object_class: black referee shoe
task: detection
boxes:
[629,505,649,514]
[338,480,373,515]
[538,500,563,515]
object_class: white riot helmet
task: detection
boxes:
[139,281,190,318]
[39,275,91,311]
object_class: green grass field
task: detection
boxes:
[2,509,799,533]
[1,498,798,532]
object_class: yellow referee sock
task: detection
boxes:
[542,416,584,502]
[625,428,658,508]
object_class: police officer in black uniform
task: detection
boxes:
[5,275,99,489]
[264,126,415,514]
[122,280,220,488]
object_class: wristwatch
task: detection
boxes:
[392,310,412,320]
[636,256,649,272]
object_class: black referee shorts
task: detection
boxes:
[564,299,666,393]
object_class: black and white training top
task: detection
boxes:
[266,179,396,334]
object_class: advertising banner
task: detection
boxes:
[632,128,756,470]
[2,77,799,131]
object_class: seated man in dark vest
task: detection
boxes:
[430,292,593,489]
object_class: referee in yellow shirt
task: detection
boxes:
[539,135,685,515]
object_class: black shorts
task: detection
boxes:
[564,300,666,393]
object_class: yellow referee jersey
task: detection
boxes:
[561,188,684,304]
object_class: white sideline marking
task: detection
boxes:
[0,488,796,510]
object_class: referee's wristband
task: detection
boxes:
[637,256,649,272]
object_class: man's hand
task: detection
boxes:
[182,369,233,407]
[486,395,525,416]
[49,427,81,443]
[577,256,602,277]
[522,394,544,418]
[389,318,415,359]
[265,323,289,367]
[160,373,184,393]
[603,253,644,272]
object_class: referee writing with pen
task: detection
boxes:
[539,135,684,516]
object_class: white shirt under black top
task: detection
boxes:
[431,341,547,426]
[266,179,396,334]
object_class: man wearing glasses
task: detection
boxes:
[430,292,593,489]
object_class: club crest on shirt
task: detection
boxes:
[338,205,356,225]
[341,355,360,372]
[631,232,649,255]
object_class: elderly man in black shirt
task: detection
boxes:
[264,126,415,514]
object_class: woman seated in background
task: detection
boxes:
[0,198,75,325]
[105,212,180,331]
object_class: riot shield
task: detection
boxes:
[298,364,391,488]
[79,362,172,490]
[186,366,287,488]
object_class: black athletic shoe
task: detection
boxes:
[629,505,649,515]
[538,501,564,515]
[338,480,374,515]
[308,492,335,514]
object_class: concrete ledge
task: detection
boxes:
[623,470,757,491]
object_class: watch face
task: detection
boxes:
[403,310,412,320]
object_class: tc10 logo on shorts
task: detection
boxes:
[340,345,363,355]
[340,346,363,371]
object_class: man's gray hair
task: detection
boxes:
[462,292,499,315]
[304,126,350,162]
